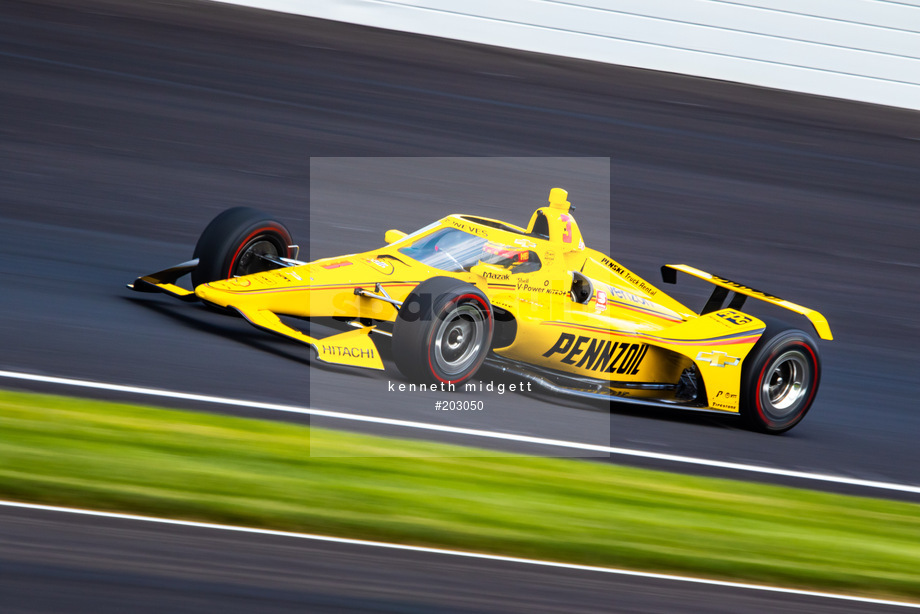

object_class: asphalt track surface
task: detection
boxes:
[1,0,919,610]
[1,504,914,614]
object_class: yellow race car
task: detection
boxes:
[130,188,832,433]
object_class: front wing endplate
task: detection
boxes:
[235,308,384,370]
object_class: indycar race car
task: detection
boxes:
[129,188,832,433]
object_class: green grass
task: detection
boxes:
[1,389,919,602]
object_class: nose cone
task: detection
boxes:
[194,279,239,307]
[193,271,289,309]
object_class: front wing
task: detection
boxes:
[129,261,385,370]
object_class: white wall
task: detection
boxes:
[214,0,920,111]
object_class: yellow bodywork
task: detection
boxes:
[135,188,832,414]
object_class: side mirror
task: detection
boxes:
[385,229,408,244]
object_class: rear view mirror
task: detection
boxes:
[385,229,408,244]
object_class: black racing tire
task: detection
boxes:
[191,207,293,287]
[392,277,494,386]
[739,318,821,434]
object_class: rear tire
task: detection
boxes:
[740,318,820,434]
[392,277,494,385]
[191,207,293,287]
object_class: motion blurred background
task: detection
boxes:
[1,0,919,611]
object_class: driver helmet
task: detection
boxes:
[480,242,530,267]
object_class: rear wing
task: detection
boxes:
[661,264,833,341]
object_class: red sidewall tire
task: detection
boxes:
[740,319,821,434]
[191,207,293,287]
[393,277,494,386]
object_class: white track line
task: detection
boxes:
[1,499,918,609]
[1,369,919,495]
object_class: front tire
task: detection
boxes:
[740,319,820,434]
[392,277,494,386]
[191,207,293,287]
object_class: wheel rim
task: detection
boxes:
[760,349,810,417]
[433,303,486,377]
[232,237,280,277]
